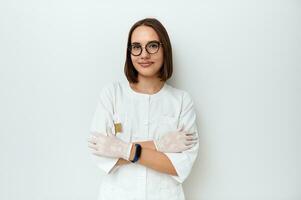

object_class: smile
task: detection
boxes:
[139,62,153,67]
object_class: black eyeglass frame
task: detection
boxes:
[128,41,163,56]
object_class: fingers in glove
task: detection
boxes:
[91,132,106,137]
[87,136,97,144]
[92,150,100,156]
[185,131,197,136]
[185,139,198,145]
[184,143,195,149]
[107,132,116,137]
[184,131,197,140]
[88,143,97,150]
[186,135,198,141]
[87,134,109,146]
[176,128,184,133]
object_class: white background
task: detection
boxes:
[0,0,300,200]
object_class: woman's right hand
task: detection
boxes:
[154,128,198,153]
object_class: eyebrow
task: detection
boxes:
[131,40,160,45]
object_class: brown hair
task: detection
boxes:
[124,18,173,83]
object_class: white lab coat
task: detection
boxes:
[90,81,199,200]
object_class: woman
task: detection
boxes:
[87,18,199,200]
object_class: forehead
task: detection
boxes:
[131,25,160,43]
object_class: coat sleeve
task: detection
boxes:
[89,83,119,174]
[164,91,199,183]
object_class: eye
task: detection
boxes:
[148,42,159,49]
[131,45,141,50]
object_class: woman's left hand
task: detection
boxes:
[87,133,132,160]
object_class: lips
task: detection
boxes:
[138,62,154,68]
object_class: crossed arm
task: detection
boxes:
[89,131,197,176]
[115,141,178,176]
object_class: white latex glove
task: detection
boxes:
[88,132,132,160]
[154,128,198,153]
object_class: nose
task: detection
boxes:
[140,47,151,59]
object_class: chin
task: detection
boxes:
[138,72,158,78]
[134,66,159,76]
[136,69,159,78]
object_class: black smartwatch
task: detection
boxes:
[130,144,142,163]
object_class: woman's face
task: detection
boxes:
[130,25,164,80]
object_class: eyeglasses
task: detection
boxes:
[128,40,163,56]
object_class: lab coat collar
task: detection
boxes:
[125,81,167,100]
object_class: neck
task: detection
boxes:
[130,76,165,95]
